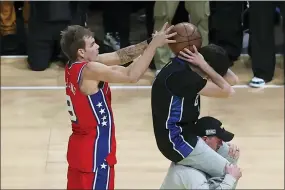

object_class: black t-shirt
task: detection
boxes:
[151,57,207,162]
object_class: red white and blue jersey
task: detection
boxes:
[65,61,117,173]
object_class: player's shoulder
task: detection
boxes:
[166,65,195,82]
[81,61,112,75]
[85,61,110,68]
[67,61,88,70]
[68,61,107,74]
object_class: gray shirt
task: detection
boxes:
[160,163,237,189]
[160,142,239,189]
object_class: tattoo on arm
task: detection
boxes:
[116,40,149,64]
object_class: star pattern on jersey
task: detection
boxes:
[102,121,107,127]
[99,108,105,114]
[99,114,108,127]
[96,102,102,108]
[95,101,109,128]
[101,163,107,169]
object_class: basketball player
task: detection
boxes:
[60,23,177,190]
[151,44,239,179]
[160,116,242,189]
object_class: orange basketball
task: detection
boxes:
[168,22,202,55]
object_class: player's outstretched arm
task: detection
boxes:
[224,69,239,86]
[82,22,176,84]
[121,23,176,81]
[96,39,150,66]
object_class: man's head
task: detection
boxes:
[195,116,234,151]
[60,25,99,63]
[199,44,231,77]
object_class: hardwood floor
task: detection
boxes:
[1,57,284,189]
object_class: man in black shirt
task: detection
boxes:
[151,44,239,177]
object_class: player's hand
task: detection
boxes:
[225,164,242,180]
[178,45,207,67]
[151,22,177,48]
[228,143,240,160]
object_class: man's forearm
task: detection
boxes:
[223,69,239,86]
[200,62,234,93]
[126,41,157,82]
[116,40,149,64]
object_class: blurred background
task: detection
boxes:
[1,1,284,86]
[1,2,284,189]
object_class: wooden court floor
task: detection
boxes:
[1,57,284,189]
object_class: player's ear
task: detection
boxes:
[77,48,85,58]
[201,136,207,141]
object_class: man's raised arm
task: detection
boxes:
[96,39,150,66]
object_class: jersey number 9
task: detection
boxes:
[66,95,77,122]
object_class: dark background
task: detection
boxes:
[1,1,283,56]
